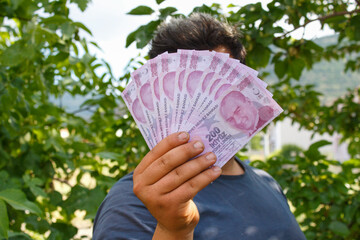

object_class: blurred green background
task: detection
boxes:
[0,0,359,239]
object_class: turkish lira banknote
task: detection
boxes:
[122,50,283,167]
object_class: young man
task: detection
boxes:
[93,13,306,240]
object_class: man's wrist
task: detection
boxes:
[152,223,195,240]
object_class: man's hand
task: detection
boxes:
[133,132,222,240]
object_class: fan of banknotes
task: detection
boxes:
[121,49,283,168]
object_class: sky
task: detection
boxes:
[69,0,334,79]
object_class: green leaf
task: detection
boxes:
[7,231,32,239]
[61,186,105,219]
[308,140,332,152]
[61,22,76,39]
[29,181,47,198]
[84,187,106,219]
[0,189,42,216]
[0,199,9,239]
[304,40,323,52]
[41,15,68,25]
[192,4,217,15]
[247,44,271,68]
[289,57,306,80]
[304,140,331,161]
[125,20,161,48]
[127,5,154,15]
[125,30,137,48]
[49,191,62,206]
[70,0,90,12]
[97,151,124,161]
[49,222,77,240]
[328,221,350,236]
[90,41,101,50]
[227,3,237,8]
[25,215,50,234]
[343,158,360,168]
[0,41,35,67]
[156,0,166,4]
[274,60,286,79]
[11,0,25,9]
[73,21,92,36]
[159,7,177,18]
[329,205,341,220]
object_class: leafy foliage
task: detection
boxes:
[0,0,359,239]
[251,141,360,239]
[125,0,360,158]
[127,5,155,16]
[0,0,147,238]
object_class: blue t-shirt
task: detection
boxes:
[93,159,306,240]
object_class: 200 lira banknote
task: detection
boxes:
[121,50,283,167]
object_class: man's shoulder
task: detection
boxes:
[97,171,139,211]
[245,162,287,201]
[247,164,276,182]
[237,159,278,184]
[93,172,156,239]
[109,172,134,194]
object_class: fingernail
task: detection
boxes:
[206,153,216,161]
[194,141,204,149]
[212,166,221,172]
[178,132,188,141]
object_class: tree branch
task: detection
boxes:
[53,177,73,187]
[71,107,94,115]
[276,8,360,39]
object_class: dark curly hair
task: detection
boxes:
[148,13,246,63]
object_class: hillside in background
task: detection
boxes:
[265,35,360,103]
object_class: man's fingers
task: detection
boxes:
[140,140,205,184]
[135,132,190,175]
[170,166,222,202]
[157,152,217,193]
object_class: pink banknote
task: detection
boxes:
[158,53,180,136]
[184,75,283,167]
[121,81,156,149]
[180,51,229,131]
[132,63,159,144]
[148,56,166,141]
[122,49,282,167]
[175,49,193,132]
[180,57,243,131]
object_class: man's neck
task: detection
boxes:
[221,157,245,176]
